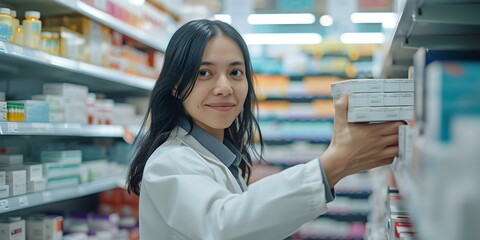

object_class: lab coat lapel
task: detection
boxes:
[173,127,244,193]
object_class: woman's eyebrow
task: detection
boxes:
[200,61,245,66]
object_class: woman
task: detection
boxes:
[127,19,401,240]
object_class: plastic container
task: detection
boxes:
[14,25,24,45]
[23,10,42,48]
[0,8,13,41]
[10,10,18,43]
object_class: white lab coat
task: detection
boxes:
[139,126,328,240]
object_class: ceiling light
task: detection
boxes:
[340,32,385,44]
[243,33,322,45]
[350,12,396,28]
[214,14,231,24]
[248,13,315,25]
[319,15,334,26]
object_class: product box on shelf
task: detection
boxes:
[42,26,85,60]
[44,16,111,67]
[26,214,63,240]
[27,178,46,193]
[0,217,25,240]
[334,92,414,107]
[425,61,480,142]
[0,170,5,185]
[0,185,9,198]
[330,79,413,97]
[7,100,50,122]
[348,106,413,123]
[5,169,26,196]
[331,79,414,122]
[0,154,23,165]
[413,48,480,134]
[0,101,6,111]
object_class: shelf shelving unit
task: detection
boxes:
[0,0,169,52]
[0,0,176,220]
[0,174,124,214]
[377,0,480,239]
[379,0,480,78]
[0,41,155,96]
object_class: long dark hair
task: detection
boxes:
[127,19,264,196]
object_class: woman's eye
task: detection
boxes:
[231,70,243,76]
[198,70,211,77]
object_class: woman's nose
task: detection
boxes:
[213,75,233,95]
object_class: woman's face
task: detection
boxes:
[183,35,248,141]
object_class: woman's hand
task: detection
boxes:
[321,94,404,187]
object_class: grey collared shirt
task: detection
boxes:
[179,118,334,202]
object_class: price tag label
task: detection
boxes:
[42,191,52,202]
[18,196,29,207]
[0,199,10,211]
[7,122,19,133]
[0,41,7,53]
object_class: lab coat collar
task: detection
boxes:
[169,126,246,193]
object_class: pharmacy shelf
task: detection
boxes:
[0,0,169,52]
[0,41,155,95]
[0,174,124,214]
[380,0,480,78]
[0,122,135,138]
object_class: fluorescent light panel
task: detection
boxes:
[248,13,315,25]
[243,33,322,45]
[214,14,232,24]
[351,12,397,28]
[340,32,385,44]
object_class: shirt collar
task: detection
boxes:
[179,117,241,168]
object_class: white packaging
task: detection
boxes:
[347,106,413,122]
[0,111,6,121]
[26,214,62,240]
[43,83,89,100]
[26,178,46,193]
[331,79,414,96]
[5,169,26,196]
[12,163,43,181]
[0,154,23,165]
[0,185,9,198]
[0,101,6,111]
[0,170,5,185]
[335,92,414,107]
[0,217,25,240]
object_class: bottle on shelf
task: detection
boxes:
[0,7,13,42]
[10,10,19,43]
[23,10,42,49]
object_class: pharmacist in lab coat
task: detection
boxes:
[127,19,401,240]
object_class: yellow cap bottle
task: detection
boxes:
[10,10,19,43]
[23,10,42,49]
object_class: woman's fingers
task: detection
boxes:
[381,134,399,147]
[380,145,399,159]
[370,121,404,136]
[333,94,349,126]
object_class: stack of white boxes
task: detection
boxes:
[0,101,6,121]
[0,154,45,197]
[331,79,414,122]
[42,83,89,124]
